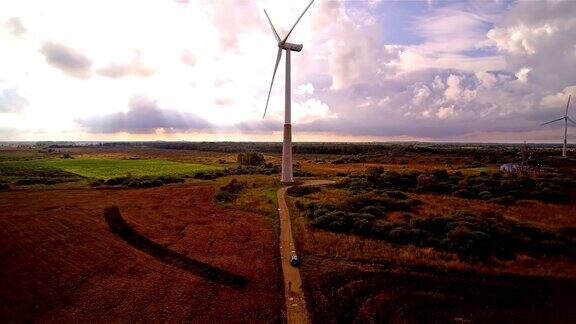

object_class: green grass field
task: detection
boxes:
[0,157,222,182]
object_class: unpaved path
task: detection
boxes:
[277,180,334,324]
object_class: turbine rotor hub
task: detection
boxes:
[279,42,303,52]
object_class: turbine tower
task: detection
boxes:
[262,0,314,183]
[541,95,576,158]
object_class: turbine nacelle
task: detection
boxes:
[280,42,303,52]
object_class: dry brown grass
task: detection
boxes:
[289,184,576,278]
[411,192,576,228]
[292,207,576,278]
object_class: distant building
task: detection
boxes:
[500,163,520,173]
[500,163,539,174]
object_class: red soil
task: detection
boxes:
[0,185,282,323]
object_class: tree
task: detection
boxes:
[237,152,265,166]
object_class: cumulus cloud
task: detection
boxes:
[4,0,576,141]
[483,0,576,89]
[436,105,456,119]
[444,74,462,102]
[264,97,336,124]
[78,96,210,133]
[39,41,92,79]
[96,51,155,79]
[413,85,431,105]
[515,67,531,83]
[295,83,314,96]
[541,86,576,109]
[0,88,28,113]
[293,98,337,123]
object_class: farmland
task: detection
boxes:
[1,142,575,323]
[0,157,221,181]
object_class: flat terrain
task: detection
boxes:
[0,185,282,323]
[1,143,575,323]
[0,157,220,181]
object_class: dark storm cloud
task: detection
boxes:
[78,96,210,134]
[0,88,28,113]
[40,41,92,79]
[4,17,26,37]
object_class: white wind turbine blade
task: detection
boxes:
[541,117,565,126]
[263,48,283,118]
[264,9,280,43]
[281,0,315,44]
[565,94,572,117]
[567,117,576,126]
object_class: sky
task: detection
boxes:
[0,0,575,142]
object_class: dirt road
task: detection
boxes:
[277,180,334,324]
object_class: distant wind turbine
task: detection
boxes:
[262,0,315,183]
[541,95,576,158]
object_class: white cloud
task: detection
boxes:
[444,74,461,102]
[432,75,445,90]
[515,67,531,83]
[294,98,337,124]
[413,85,431,105]
[541,86,576,109]
[487,24,556,55]
[476,71,497,88]
[295,83,314,95]
[436,105,455,119]
[1,0,576,141]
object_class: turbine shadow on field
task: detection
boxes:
[104,206,246,289]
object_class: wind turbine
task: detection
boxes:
[541,95,576,158]
[262,0,314,183]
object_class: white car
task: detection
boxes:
[290,255,300,267]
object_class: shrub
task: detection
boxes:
[287,185,320,197]
[478,191,492,200]
[90,179,104,187]
[215,179,246,202]
[366,166,384,182]
[104,177,126,186]
[215,190,234,202]
[488,196,515,205]
[359,206,386,218]
[416,174,437,190]
[432,169,449,180]
[293,169,313,177]
[0,183,9,190]
[384,191,408,200]
[453,189,476,199]
[295,200,306,210]
[237,152,265,166]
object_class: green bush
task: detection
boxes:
[215,179,246,202]
[287,185,320,197]
[359,205,386,218]
[237,151,265,166]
